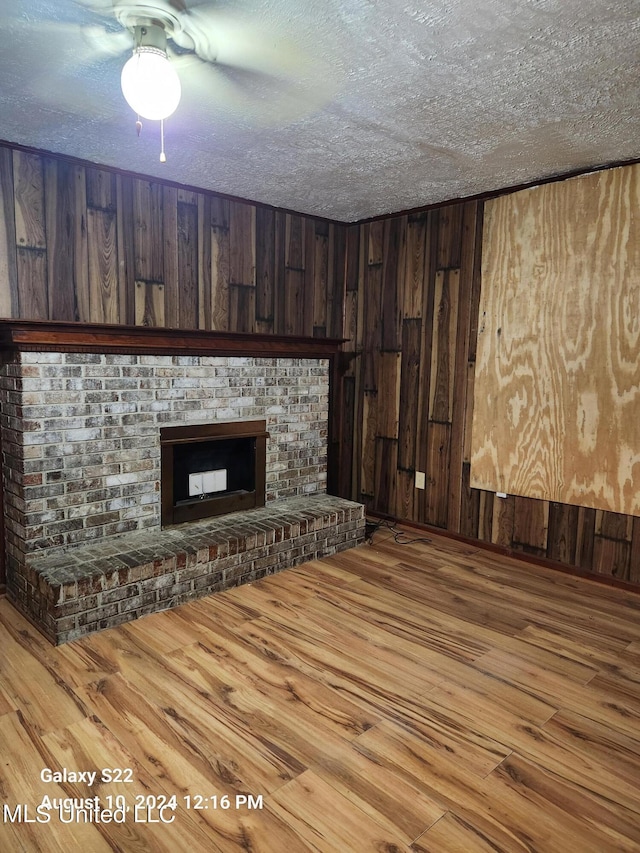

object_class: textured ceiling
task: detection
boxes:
[0,0,639,221]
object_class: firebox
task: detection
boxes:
[160,420,269,526]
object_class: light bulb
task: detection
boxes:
[121,47,181,121]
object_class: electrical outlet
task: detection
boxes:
[415,471,426,490]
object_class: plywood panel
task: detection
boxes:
[472,164,640,515]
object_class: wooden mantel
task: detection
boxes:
[0,319,345,359]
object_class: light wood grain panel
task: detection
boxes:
[472,164,640,514]
[135,280,165,327]
[177,199,199,328]
[87,208,118,323]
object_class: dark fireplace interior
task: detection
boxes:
[161,420,268,526]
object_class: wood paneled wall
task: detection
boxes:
[338,190,640,585]
[1,142,639,587]
[0,146,346,338]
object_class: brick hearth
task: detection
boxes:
[0,323,364,643]
[21,494,364,645]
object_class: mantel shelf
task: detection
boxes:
[0,320,345,359]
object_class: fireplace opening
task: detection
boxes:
[161,420,268,527]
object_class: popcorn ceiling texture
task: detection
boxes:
[2,0,639,220]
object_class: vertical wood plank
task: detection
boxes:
[229,201,256,286]
[85,168,116,211]
[394,468,415,521]
[513,496,549,554]
[403,212,427,319]
[377,351,401,439]
[198,194,212,330]
[210,198,230,331]
[13,150,46,250]
[135,281,165,327]
[313,222,329,336]
[592,537,631,580]
[381,216,404,351]
[162,185,179,327]
[360,390,378,498]
[374,437,398,514]
[436,203,463,269]
[576,506,597,569]
[491,494,515,547]
[459,463,481,539]
[177,200,199,329]
[429,269,460,422]
[229,284,255,333]
[362,263,382,391]
[87,209,118,323]
[336,373,356,499]
[327,223,344,339]
[16,249,47,318]
[398,318,422,470]
[134,179,163,283]
[116,174,135,325]
[547,502,580,565]
[425,422,451,528]
[73,166,89,323]
[0,147,18,316]
[255,207,275,330]
[44,158,78,320]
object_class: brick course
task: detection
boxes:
[1,351,365,643]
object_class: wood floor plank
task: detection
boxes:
[0,711,113,853]
[1,528,640,851]
[357,720,639,853]
[268,769,416,852]
[41,715,222,852]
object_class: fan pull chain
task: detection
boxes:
[160,119,167,163]
[136,115,142,137]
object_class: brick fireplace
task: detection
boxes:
[0,321,365,642]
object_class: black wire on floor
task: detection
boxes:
[365,517,431,546]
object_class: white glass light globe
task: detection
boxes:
[121,48,181,121]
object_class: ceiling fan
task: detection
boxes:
[70,0,336,159]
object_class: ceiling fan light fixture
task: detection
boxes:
[120,25,181,121]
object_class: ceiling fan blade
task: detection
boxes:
[170,48,336,128]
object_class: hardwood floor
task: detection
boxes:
[1,527,640,851]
